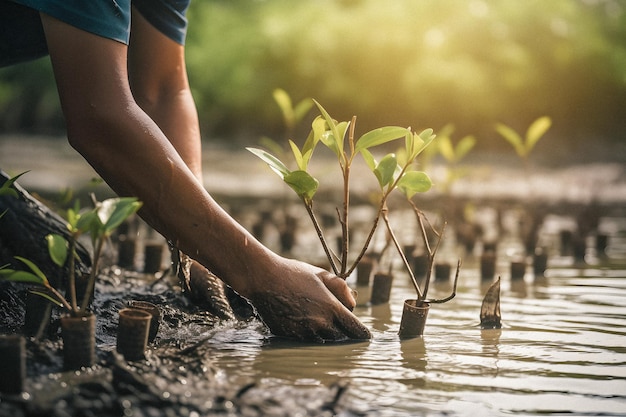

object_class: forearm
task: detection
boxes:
[69,103,271,298]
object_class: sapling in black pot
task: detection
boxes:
[248,100,413,279]
[360,132,460,338]
[248,100,458,337]
[1,195,141,369]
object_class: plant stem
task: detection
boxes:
[343,202,381,278]
[339,116,357,276]
[381,203,423,299]
[68,236,78,313]
[340,163,350,276]
[79,237,104,313]
[408,199,446,302]
[304,200,339,275]
[429,259,460,304]
[43,285,74,312]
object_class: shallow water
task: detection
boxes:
[2,136,626,416]
[148,210,626,417]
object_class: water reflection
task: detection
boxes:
[188,213,626,416]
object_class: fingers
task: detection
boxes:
[318,271,357,311]
[333,306,372,341]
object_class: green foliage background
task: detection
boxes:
[1,0,625,158]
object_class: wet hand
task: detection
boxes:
[246,258,371,342]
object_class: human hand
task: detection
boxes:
[245,258,371,342]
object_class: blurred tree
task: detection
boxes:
[1,0,625,161]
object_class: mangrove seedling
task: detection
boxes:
[495,116,552,172]
[258,88,314,160]
[434,124,476,194]
[248,100,414,278]
[0,196,142,317]
[379,148,460,338]
[248,101,459,337]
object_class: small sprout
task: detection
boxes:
[495,116,552,169]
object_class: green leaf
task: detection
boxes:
[418,128,435,142]
[0,269,45,285]
[273,88,294,126]
[15,256,49,284]
[247,147,291,179]
[438,124,455,139]
[495,123,525,157]
[374,153,398,188]
[397,171,433,199]
[66,206,80,231]
[354,126,408,153]
[258,136,285,158]
[455,135,476,161]
[304,117,325,155]
[438,135,455,162]
[293,98,313,124]
[289,140,305,171]
[0,171,28,198]
[98,197,141,233]
[405,130,414,159]
[526,116,551,153]
[360,148,377,171]
[75,209,100,235]
[313,100,346,160]
[417,129,436,156]
[29,290,64,308]
[46,234,68,267]
[284,170,319,201]
[320,129,340,159]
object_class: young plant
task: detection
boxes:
[258,88,314,159]
[435,124,476,194]
[248,100,411,277]
[367,131,460,305]
[495,116,552,171]
[0,196,142,317]
[0,171,29,219]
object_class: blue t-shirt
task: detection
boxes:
[1,0,190,67]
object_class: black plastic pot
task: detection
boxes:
[398,300,430,338]
[143,242,165,273]
[510,260,526,281]
[60,313,96,370]
[480,252,497,282]
[356,255,376,287]
[434,262,451,283]
[127,300,161,343]
[370,272,393,305]
[0,335,26,394]
[117,308,151,361]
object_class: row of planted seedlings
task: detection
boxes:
[248,100,460,339]
[0,179,160,393]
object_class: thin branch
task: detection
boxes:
[343,202,382,278]
[340,163,350,275]
[421,221,446,301]
[67,237,78,313]
[381,204,423,299]
[79,236,104,313]
[428,259,461,304]
[304,200,339,275]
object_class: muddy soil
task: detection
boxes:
[0,269,362,417]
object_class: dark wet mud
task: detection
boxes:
[0,270,362,417]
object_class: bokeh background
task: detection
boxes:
[1,0,625,163]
